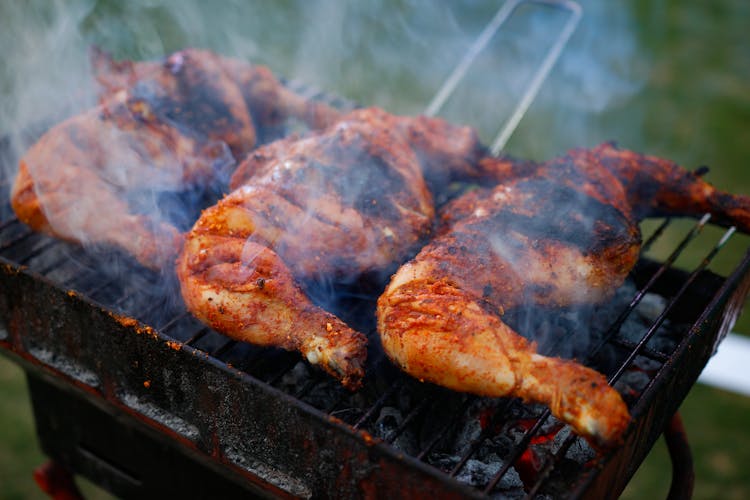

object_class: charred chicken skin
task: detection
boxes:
[378,142,750,446]
[176,107,486,389]
[11,48,341,270]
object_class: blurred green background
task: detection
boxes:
[1,0,749,497]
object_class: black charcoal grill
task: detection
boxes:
[2,1,750,498]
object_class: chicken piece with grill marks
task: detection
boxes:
[12,48,342,271]
[378,142,750,446]
[176,107,487,389]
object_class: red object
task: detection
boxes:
[33,460,83,500]
[665,412,694,500]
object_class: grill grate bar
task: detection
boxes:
[518,224,737,496]
[323,350,390,417]
[416,395,476,460]
[589,214,711,358]
[323,391,349,415]
[231,345,271,373]
[0,214,20,232]
[524,429,578,499]
[609,225,737,386]
[138,297,170,324]
[36,252,75,276]
[157,311,191,332]
[641,218,671,253]
[0,227,33,251]
[293,378,320,400]
[184,328,210,347]
[15,239,57,265]
[384,396,433,445]
[426,0,582,156]
[211,340,237,359]
[450,399,517,478]
[482,406,548,492]
[112,290,138,309]
[81,279,116,298]
[490,0,582,154]
[63,268,107,296]
[266,354,309,386]
[352,380,404,430]
[610,336,669,362]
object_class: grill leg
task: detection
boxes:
[33,460,84,500]
[664,412,694,500]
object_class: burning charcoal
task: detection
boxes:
[415,391,471,446]
[430,453,524,493]
[374,407,418,455]
[632,353,662,372]
[484,432,518,461]
[614,367,653,399]
[427,453,460,474]
[444,399,499,457]
[277,361,313,392]
[458,459,522,490]
[564,435,596,464]
[635,292,668,322]
[618,318,647,344]
[645,322,684,354]
[454,417,484,456]
[298,379,339,410]
[374,407,403,439]
[591,281,637,329]
[429,451,525,497]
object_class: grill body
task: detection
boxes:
[1,239,749,498]
[0,263,482,498]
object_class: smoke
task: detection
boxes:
[506,1,648,158]
[0,1,649,356]
[0,0,649,174]
[0,1,95,174]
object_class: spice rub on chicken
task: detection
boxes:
[176,107,488,389]
[11,48,341,271]
[378,142,750,446]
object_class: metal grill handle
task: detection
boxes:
[425,0,582,155]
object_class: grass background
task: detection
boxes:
[1,0,749,497]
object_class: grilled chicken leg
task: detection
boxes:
[176,107,486,388]
[378,142,750,446]
[12,48,341,270]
